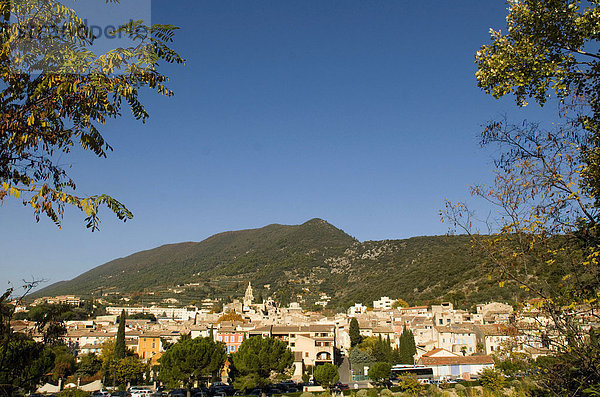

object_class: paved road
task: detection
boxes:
[339,356,351,384]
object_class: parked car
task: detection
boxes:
[332,383,349,391]
[168,389,189,397]
[131,390,153,397]
[92,391,111,397]
[111,392,132,397]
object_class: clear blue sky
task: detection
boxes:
[0,1,555,292]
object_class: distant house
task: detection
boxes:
[138,332,162,361]
[433,324,477,355]
[417,348,494,380]
[373,297,393,311]
[216,326,245,353]
[249,324,335,366]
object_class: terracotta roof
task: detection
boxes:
[422,348,446,357]
[420,355,494,366]
[372,326,395,333]
[139,332,163,338]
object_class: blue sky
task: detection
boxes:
[0,1,557,291]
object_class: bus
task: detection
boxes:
[391,365,434,381]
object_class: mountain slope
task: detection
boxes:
[33,219,529,308]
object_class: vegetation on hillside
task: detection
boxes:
[32,218,569,309]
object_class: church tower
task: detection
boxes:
[243,281,254,307]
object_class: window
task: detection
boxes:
[290,334,295,338]
[152,342,155,349]
[224,336,229,342]
[290,342,295,347]
[305,352,309,357]
[439,319,444,325]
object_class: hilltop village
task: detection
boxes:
[13,282,555,385]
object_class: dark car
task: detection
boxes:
[111,392,132,397]
[332,383,349,391]
[209,384,234,396]
[168,389,189,397]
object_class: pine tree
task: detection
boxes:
[114,310,126,359]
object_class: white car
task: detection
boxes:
[130,389,153,397]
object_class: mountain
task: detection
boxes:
[32,219,528,309]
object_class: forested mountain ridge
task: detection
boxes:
[32,219,531,308]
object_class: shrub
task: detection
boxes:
[479,368,505,392]
[300,393,313,397]
[319,392,331,397]
[367,389,378,397]
[357,390,369,397]
[428,384,442,397]
[396,375,424,396]
[455,384,467,396]
[59,389,90,397]
[380,389,393,397]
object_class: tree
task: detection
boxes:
[371,336,393,364]
[28,303,70,345]
[368,362,391,387]
[217,311,245,324]
[0,332,54,395]
[398,328,416,365]
[114,310,126,360]
[392,299,409,309]
[0,0,183,230]
[230,336,294,390]
[396,374,424,396]
[441,2,600,393]
[113,356,146,387]
[50,345,75,380]
[479,368,506,392]
[76,353,102,378]
[158,337,226,388]
[349,348,375,375]
[0,282,55,396]
[475,0,600,208]
[349,318,362,347]
[313,363,339,389]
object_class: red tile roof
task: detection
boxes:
[419,355,494,366]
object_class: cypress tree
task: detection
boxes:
[115,309,127,359]
[349,318,362,347]
[399,326,416,364]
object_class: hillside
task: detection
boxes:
[32,219,531,309]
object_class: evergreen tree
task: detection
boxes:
[159,337,226,388]
[399,327,416,364]
[314,363,339,388]
[349,318,362,347]
[114,310,126,360]
[230,337,293,390]
[372,335,394,364]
